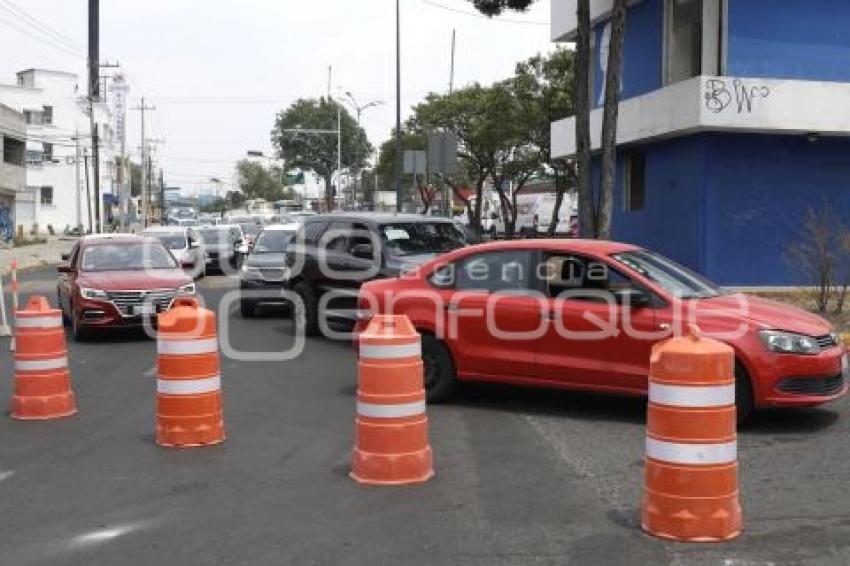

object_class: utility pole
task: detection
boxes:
[88,0,101,233]
[327,65,332,99]
[84,151,93,232]
[74,129,81,231]
[337,105,342,210]
[133,97,155,227]
[449,29,456,93]
[395,0,403,212]
[341,91,383,206]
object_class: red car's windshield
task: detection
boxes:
[612,249,725,299]
[80,243,178,272]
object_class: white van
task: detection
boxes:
[514,192,577,237]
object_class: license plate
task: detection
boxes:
[132,304,156,315]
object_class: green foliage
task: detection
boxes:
[225,190,246,210]
[469,0,536,16]
[375,128,426,192]
[271,97,372,187]
[235,159,286,201]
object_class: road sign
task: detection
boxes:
[403,150,427,175]
[427,132,458,174]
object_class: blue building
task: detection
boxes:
[551,0,850,286]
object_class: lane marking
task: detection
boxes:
[0,470,14,483]
[143,366,157,377]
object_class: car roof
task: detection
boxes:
[453,239,641,256]
[262,223,299,231]
[305,212,455,225]
[79,233,162,246]
[143,226,187,234]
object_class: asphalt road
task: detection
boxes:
[1,267,849,565]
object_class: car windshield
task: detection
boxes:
[240,223,260,237]
[253,230,295,253]
[148,233,186,250]
[81,243,177,271]
[379,222,466,257]
[612,250,725,299]
[198,229,232,245]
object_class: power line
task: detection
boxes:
[419,0,549,25]
[0,0,87,52]
[0,14,84,58]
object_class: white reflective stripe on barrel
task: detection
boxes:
[15,356,68,371]
[649,382,735,408]
[357,400,426,418]
[645,437,737,465]
[358,342,421,360]
[157,375,221,395]
[15,315,62,328]
[157,337,218,355]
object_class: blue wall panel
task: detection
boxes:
[728,0,850,81]
[593,0,663,107]
[596,136,708,274]
[704,134,850,286]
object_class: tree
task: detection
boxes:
[235,159,287,202]
[375,127,426,200]
[224,190,245,211]
[469,0,536,16]
[272,97,372,210]
[510,47,576,237]
[575,0,592,238]
[596,0,628,239]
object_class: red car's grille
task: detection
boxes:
[105,289,177,316]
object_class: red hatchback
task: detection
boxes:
[57,234,196,340]
[357,240,848,421]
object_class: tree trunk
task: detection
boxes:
[575,0,594,239]
[472,175,486,242]
[597,0,628,240]
[548,168,567,237]
[324,173,334,211]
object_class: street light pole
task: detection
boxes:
[395,0,402,212]
[341,91,383,207]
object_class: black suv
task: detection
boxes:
[284,213,467,335]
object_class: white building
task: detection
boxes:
[0,104,26,242]
[0,68,118,235]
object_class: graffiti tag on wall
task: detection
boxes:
[0,202,12,243]
[704,79,771,114]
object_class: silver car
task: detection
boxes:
[142,226,207,279]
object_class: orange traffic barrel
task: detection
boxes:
[12,295,77,420]
[641,330,742,542]
[351,315,434,485]
[156,297,225,447]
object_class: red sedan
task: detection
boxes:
[57,234,196,340]
[357,240,847,421]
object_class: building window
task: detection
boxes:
[42,105,53,125]
[40,186,54,206]
[23,110,44,125]
[26,150,43,166]
[43,143,53,162]
[3,136,25,166]
[624,151,646,212]
[665,0,704,84]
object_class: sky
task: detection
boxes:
[0,0,555,191]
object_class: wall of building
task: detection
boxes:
[727,0,850,82]
[593,136,708,275]
[592,0,663,107]
[704,133,850,286]
[0,70,117,234]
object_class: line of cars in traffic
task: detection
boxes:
[54,211,847,421]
